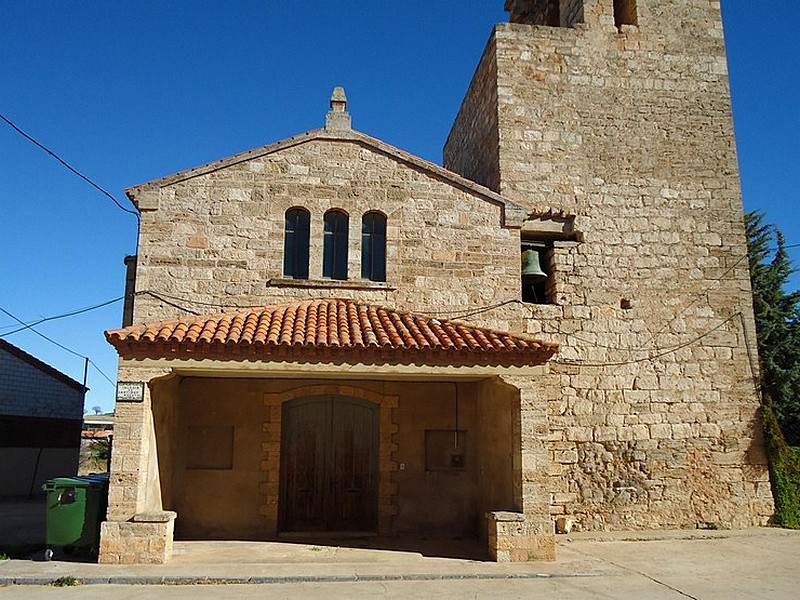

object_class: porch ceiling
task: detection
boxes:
[106,298,558,368]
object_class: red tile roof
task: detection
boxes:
[106,298,558,367]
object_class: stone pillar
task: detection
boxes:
[488,374,555,561]
[487,511,555,561]
[99,363,177,564]
[99,510,176,564]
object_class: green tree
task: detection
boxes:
[746,211,800,445]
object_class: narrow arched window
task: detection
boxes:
[323,209,349,280]
[361,211,386,282]
[283,208,310,279]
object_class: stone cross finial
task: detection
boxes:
[325,86,352,131]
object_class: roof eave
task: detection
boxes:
[106,338,558,369]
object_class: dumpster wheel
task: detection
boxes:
[44,548,53,561]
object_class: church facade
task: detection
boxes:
[99,0,773,563]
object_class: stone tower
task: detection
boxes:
[445,0,774,530]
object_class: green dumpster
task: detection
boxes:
[42,474,109,560]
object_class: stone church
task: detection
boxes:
[99,0,773,563]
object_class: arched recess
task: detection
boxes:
[283,207,310,279]
[262,384,398,537]
[323,209,349,280]
[361,211,387,282]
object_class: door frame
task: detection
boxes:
[278,394,379,534]
[262,384,399,538]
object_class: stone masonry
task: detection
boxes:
[446,0,772,530]
[102,0,773,564]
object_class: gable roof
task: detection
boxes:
[0,338,87,393]
[106,298,558,368]
[125,128,535,227]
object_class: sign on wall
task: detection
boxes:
[116,381,145,403]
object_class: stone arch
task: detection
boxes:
[261,384,398,536]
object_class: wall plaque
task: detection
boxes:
[116,381,145,403]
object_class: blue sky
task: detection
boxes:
[1,2,798,414]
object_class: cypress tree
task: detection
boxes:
[746,211,800,445]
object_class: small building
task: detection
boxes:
[0,339,86,496]
[79,413,114,475]
[100,1,773,564]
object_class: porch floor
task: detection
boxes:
[171,536,489,564]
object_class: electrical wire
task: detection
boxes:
[137,291,200,315]
[0,112,139,219]
[0,296,123,337]
[551,313,741,368]
[0,306,117,388]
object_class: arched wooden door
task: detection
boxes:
[279,395,378,533]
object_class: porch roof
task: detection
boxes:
[105,298,558,367]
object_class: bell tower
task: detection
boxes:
[445,0,736,208]
[445,2,773,534]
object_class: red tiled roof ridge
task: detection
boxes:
[105,298,558,366]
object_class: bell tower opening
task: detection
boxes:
[505,1,584,27]
[521,241,553,304]
[505,0,559,27]
[613,0,637,29]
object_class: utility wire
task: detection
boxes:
[0,306,116,388]
[138,291,200,315]
[552,313,741,368]
[0,296,123,337]
[137,290,521,321]
[0,112,139,219]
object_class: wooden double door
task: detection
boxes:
[279,395,378,533]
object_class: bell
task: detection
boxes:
[521,249,548,282]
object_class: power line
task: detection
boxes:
[0,296,123,337]
[88,358,117,388]
[551,313,741,368]
[0,111,139,219]
[0,306,116,389]
[138,291,200,315]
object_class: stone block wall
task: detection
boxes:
[129,135,522,334]
[445,0,773,530]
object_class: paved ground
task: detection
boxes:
[2,496,799,598]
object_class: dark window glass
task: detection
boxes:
[283,208,310,279]
[323,210,349,280]
[361,212,387,282]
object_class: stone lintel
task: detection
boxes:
[521,214,577,240]
[490,510,525,522]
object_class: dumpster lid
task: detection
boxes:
[42,474,110,489]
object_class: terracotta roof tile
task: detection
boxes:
[106,298,558,367]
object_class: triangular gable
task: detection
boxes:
[125,128,536,227]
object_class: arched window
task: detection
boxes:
[323,209,349,280]
[283,208,310,279]
[361,211,386,282]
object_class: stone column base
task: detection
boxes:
[487,511,555,561]
[99,511,177,564]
